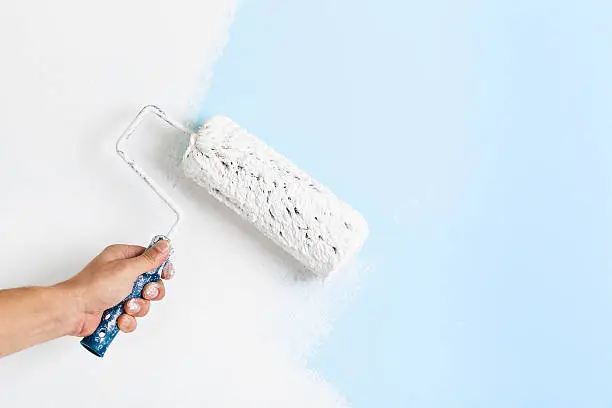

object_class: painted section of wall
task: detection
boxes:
[205,0,612,406]
[0,1,350,407]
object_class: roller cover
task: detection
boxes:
[182,116,368,277]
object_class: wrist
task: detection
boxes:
[51,282,87,337]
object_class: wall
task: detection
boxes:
[3,1,612,407]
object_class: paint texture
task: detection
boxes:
[183,115,369,277]
[0,1,364,407]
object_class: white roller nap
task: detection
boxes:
[182,116,368,277]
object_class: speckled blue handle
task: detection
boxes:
[80,235,172,357]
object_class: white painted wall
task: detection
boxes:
[0,2,358,406]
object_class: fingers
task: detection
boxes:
[142,281,165,301]
[117,314,137,333]
[118,283,164,333]
[120,240,171,278]
[117,245,147,259]
[100,244,146,261]
[112,240,172,335]
[123,298,151,317]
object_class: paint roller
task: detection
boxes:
[80,105,368,357]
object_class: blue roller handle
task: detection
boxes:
[80,235,172,357]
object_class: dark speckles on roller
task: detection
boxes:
[182,114,369,278]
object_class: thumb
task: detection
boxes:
[120,239,171,277]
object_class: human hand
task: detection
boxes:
[57,240,175,337]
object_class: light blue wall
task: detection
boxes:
[203,1,612,406]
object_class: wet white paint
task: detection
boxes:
[183,115,369,278]
[0,1,363,407]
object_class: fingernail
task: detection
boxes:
[144,284,159,299]
[162,263,175,280]
[125,298,140,314]
[155,239,170,253]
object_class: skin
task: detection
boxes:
[0,239,175,358]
